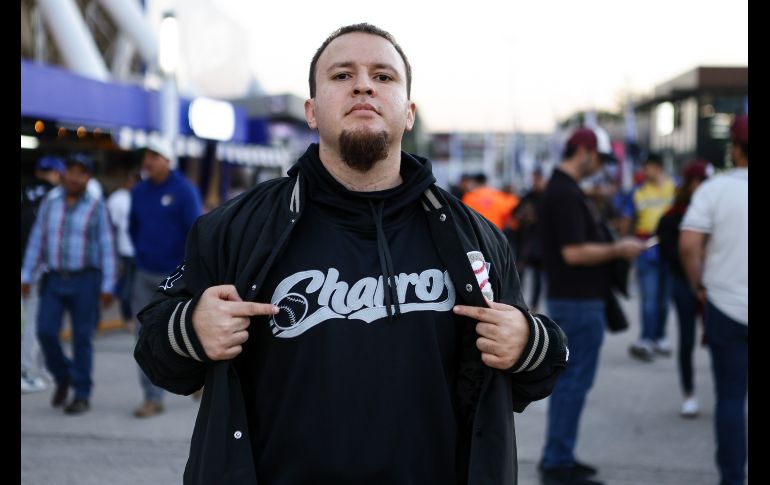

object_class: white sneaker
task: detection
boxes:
[653,338,672,356]
[680,397,699,418]
[21,373,49,394]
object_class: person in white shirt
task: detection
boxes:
[680,113,748,485]
[107,171,139,325]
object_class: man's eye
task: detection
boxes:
[333,73,350,80]
[375,74,391,82]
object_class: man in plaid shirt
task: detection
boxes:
[21,153,116,415]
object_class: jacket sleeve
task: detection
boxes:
[499,241,568,413]
[133,218,214,396]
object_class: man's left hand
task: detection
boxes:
[100,292,114,308]
[453,301,530,370]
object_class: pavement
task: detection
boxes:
[21,284,737,484]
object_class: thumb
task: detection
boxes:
[208,284,243,302]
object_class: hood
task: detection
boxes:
[287,144,436,234]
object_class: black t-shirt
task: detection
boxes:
[540,169,610,299]
[241,176,459,484]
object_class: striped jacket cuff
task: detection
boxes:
[166,295,210,362]
[508,308,550,374]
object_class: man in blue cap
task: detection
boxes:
[21,155,65,393]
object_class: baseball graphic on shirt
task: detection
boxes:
[272,293,309,330]
[466,250,494,301]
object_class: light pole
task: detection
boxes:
[159,11,179,169]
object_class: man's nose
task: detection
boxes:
[353,75,374,96]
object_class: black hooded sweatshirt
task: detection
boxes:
[243,147,458,484]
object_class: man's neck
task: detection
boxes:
[65,191,85,207]
[558,161,583,182]
[150,171,171,185]
[318,143,403,192]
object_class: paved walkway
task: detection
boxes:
[21,292,735,484]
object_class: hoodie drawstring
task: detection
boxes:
[369,200,401,321]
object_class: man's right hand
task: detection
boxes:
[614,237,647,260]
[192,285,278,361]
[21,283,30,299]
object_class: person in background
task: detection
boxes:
[539,127,645,485]
[462,172,520,231]
[20,153,116,415]
[656,159,710,418]
[130,138,203,418]
[627,153,676,362]
[680,114,748,485]
[107,170,140,327]
[20,155,65,393]
[513,167,547,312]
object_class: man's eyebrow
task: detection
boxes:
[327,61,354,72]
[327,62,400,74]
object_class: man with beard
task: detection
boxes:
[134,23,567,484]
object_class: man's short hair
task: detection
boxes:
[643,153,664,167]
[308,23,412,99]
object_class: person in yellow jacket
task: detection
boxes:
[627,153,676,361]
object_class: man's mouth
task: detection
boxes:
[348,103,378,114]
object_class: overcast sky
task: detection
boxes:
[167,0,748,133]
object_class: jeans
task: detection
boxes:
[541,298,605,468]
[115,255,136,322]
[636,252,671,342]
[36,270,101,400]
[705,300,748,485]
[670,272,698,395]
[133,269,167,402]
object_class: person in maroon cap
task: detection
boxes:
[680,114,748,485]
[655,159,710,418]
[538,127,646,484]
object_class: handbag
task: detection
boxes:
[604,289,629,333]
[603,223,631,333]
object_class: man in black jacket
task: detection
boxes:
[135,23,567,485]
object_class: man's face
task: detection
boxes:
[305,32,416,156]
[643,162,663,182]
[63,164,90,196]
[578,147,602,178]
[142,151,170,182]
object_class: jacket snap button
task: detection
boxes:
[465,284,473,292]
[234,431,242,439]
[439,214,447,222]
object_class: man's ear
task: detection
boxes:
[404,101,417,132]
[304,98,317,130]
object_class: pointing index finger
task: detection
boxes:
[228,301,279,317]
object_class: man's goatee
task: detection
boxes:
[339,130,389,172]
